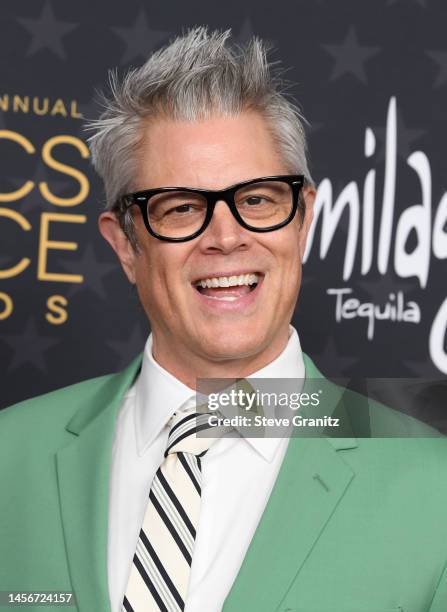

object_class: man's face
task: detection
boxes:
[101,112,314,373]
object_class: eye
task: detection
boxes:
[165,203,197,215]
[244,195,268,206]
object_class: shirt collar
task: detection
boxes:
[134,325,305,461]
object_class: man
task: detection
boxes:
[1,27,447,612]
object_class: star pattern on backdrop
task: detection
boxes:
[12,162,71,214]
[322,26,380,84]
[313,336,358,377]
[426,50,447,88]
[16,0,78,60]
[107,323,147,369]
[60,243,118,300]
[372,108,426,163]
[111,8,170,65]
[2,317,60,374]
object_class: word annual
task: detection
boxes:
[0,94,83,119]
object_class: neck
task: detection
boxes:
[151,329,291,390]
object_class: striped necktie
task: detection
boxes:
[123,409,229,612]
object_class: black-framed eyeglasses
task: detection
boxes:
[118,174,305,242]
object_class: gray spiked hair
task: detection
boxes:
[85,26,313,248]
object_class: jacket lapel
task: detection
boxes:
[223,355,358,612]
[55,355,143,612]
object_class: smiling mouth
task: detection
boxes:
[193,272,262,301]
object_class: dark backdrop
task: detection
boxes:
[0,0,446,412]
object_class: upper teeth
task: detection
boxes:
[196,273,260,289]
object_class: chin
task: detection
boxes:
[197,326,268,363]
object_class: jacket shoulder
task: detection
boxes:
[0,372,118,435]
[0,352,143,434]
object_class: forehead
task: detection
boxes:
[134,111,288,191]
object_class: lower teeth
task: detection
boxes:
[196,283,258,300]
[208,295,238,301]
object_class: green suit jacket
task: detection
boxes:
[1,353,447,612]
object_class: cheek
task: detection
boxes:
[273,238,302,295]
[267,231,301,271]
[132,247,160,305]
[133,245,191,307]
[285,228,302,267]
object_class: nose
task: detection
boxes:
[198,199,250,253]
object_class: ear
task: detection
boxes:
[98,211,137,284]
[298,186,316,260]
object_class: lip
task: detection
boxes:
[192,273,265,312]
[190,270,263,285]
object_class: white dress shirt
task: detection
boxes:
[107,325,305,612]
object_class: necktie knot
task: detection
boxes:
[165,409,230,458]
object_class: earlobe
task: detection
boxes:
[98,212,137,284]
